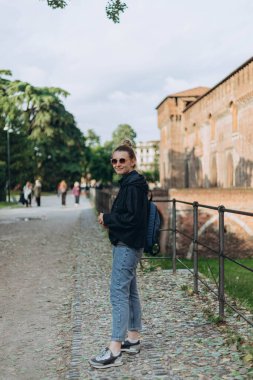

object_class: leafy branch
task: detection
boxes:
[45,0,128,23]
[105,0,127,23]
[46,0,68,9]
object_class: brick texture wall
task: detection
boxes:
[157,58,253,190]
[165,188,253,258]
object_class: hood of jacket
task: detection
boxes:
[119,170,149,194]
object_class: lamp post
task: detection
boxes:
[3,125,13,203]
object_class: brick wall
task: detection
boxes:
[157,58,253,190]
[169,188,253,210]
[165,188,253,258]
[183,60,253,188]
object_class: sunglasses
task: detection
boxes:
[111,158,126,165]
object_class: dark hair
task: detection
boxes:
[113,139,136,161]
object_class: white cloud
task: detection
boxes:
[18,66,48,84]
[162,77,198,96]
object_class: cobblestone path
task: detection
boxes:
[67,201,252,380]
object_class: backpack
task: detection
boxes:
[144,195,161,256]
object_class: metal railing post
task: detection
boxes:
[193,202,199,293]
[172,199,177,274]
[218,205,225,320]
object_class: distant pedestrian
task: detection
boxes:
[18,183,25,205]
[34,179,42,207]
[18,190,25,205]
[80,176,86,195]
[85,184,90,198]
[72,181,80,206]
[89,140,149,369]
[23,181,33,207]
[58,180,68,206]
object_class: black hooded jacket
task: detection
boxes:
[103,170,149,249]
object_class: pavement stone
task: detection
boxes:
[66,201,253,379]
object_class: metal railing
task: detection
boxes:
[93,188,117,214]
[154,198,253,327]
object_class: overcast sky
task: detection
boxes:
[1,0,253,143]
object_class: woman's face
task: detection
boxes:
[111,151,135,175]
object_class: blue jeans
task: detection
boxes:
[110,244,143,342]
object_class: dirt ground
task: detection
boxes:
[0,195,85,380]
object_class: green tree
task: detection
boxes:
[44,0,128,23]
[0,70,87,193]
[0,70,23,200]
[82,131,113,184]
[0,127,7,201]
[5,80,69,139]
[8,82,81,189]
[35,110,86,190]
[112,124,137,149]
[141,170,159,183]
[88,144,114,184]
[85,129,100,147]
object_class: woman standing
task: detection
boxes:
[89,140,149,369]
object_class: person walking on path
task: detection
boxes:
[58,180,68,206]
[23,181,33,207]
[80,176,86,195]
[89,140,149,369]
[34,179,42,207]
[72,181,80,206]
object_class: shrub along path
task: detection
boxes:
[67,200,253,380]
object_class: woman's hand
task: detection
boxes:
[98,212,104,225]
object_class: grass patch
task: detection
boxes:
[142,255,253,311]
[0,192,56,208]
[0,201,20,209]
[202,306,224,324]
[198,258,253,312]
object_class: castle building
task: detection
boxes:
[156,57,253,189]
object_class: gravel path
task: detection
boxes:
[0,196,252,379]
[0,195,83,379]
